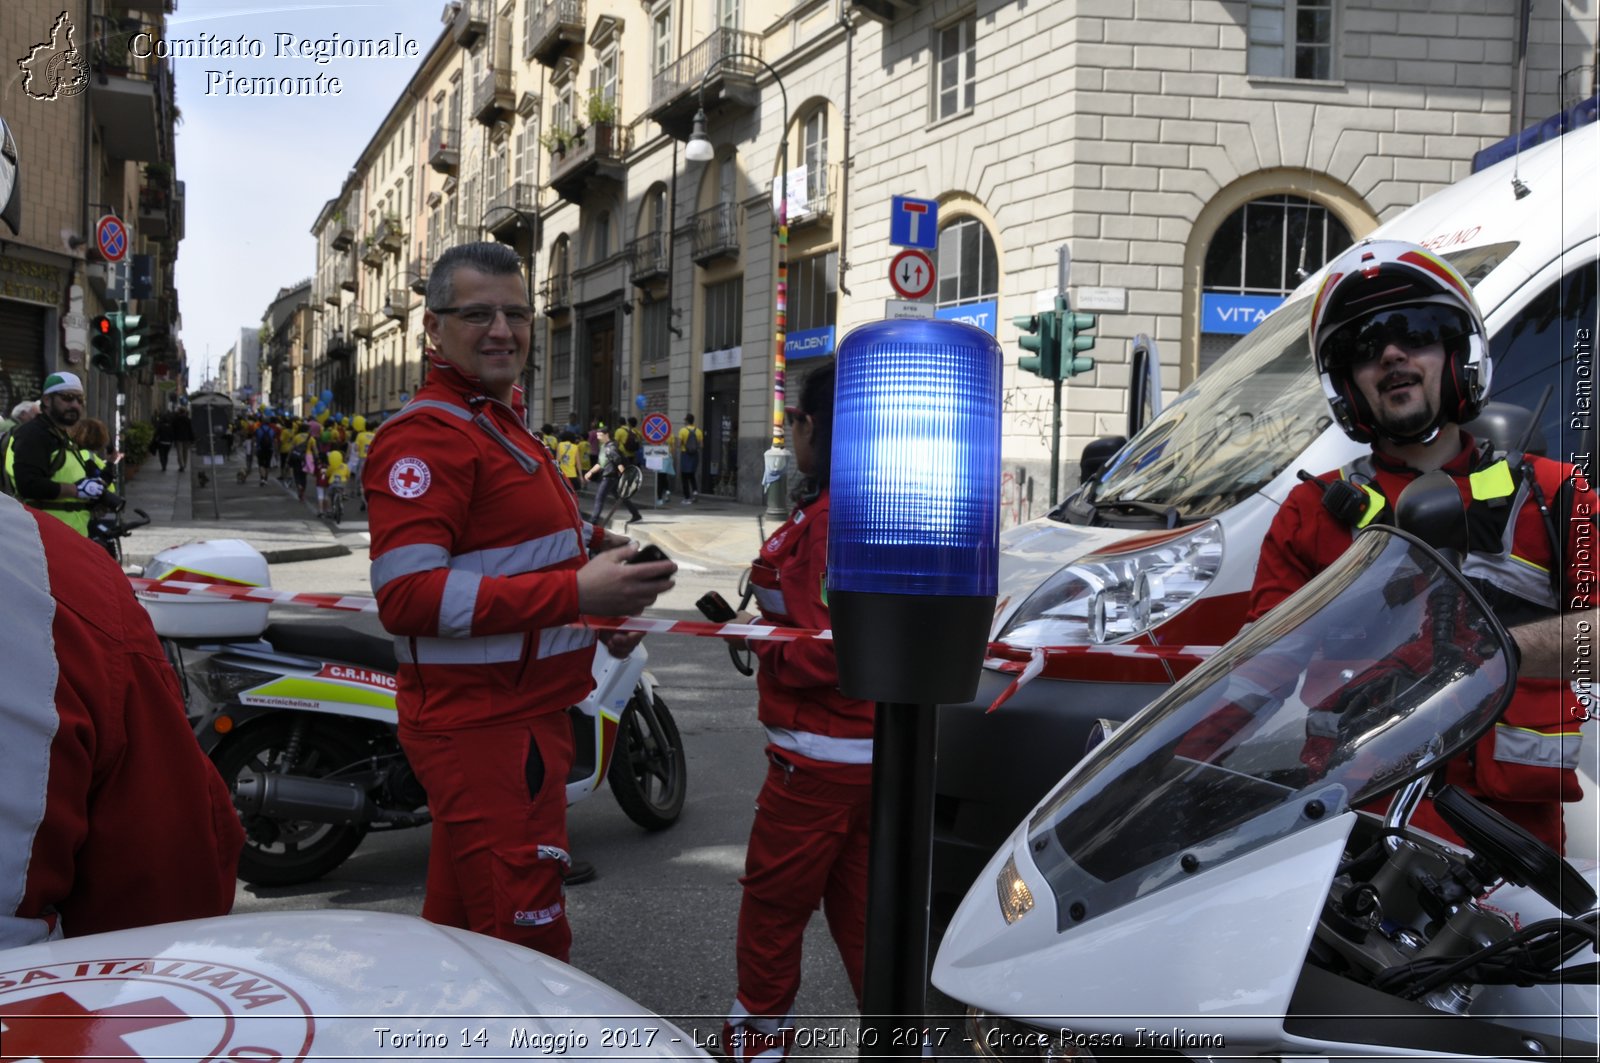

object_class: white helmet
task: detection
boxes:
[1309,239,1490,445]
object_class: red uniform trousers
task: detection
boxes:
[735,753,872,1019]
[402,712,575,961]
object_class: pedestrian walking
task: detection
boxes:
[171,407,193,471]
[675,414,703,502]
[584,426,643,526]
[152,411,174,471]
[363,242,676,962]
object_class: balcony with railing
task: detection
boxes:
[383,288,414,322]
[648,29,762,140]
[138,183,172,240]
[336,260,358,293]
[690,203,741,265]
[543,274,572,315]
[325,329,356,360]
[375,215,405,254]
[485,182,541,241]
[360,237,386,269]
[627,231,669,287]
[548,122,631,204]
[349,311,376,340]
[786,163,839,230]
[428,125,459,174]
[444,224,482,251]
[331,217,355,251]
[406,256,429,296]
[452,0,489,48]
[89,14,170,161]
[526,0,584,67]
[472,66,515,125]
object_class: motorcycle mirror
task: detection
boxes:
[1432,784,1597,916]
[1394,470,1468,560]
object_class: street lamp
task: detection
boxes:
[684,54,791,519]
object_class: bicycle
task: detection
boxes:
[325,481,345,525]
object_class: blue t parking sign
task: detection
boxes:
[890,196,938,249]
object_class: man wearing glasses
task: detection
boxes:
[1250,239,1594,853]
[363,243,676,961]
[1,372,110,537]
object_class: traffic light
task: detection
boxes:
[1060,306,1097,378]
[1015,298,1098,381]
[120,313,146,370]
[1014,310,1059,380]
[89,313,120,374]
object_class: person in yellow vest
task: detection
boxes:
[556,430,582,495]
[673,415,704,503]
[277,417,296,484]
[349,414,376,511]
[0,373,110,537]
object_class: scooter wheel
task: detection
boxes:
[212,719,369,886]
[607,690,687,830]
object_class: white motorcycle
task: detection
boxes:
[933,493,1598,1059]
[140,539,687,886]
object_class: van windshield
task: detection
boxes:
[1087,298,1329,520]
[1082,242,1520,523]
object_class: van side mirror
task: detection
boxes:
[1464,401,1545,457]
[1079,435,1126,482]
[1394,470,1469,560]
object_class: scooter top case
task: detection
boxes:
[139,538,270,639]
[0,910,712,1060]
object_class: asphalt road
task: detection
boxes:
[228,544,881,1056]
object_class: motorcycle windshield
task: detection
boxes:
[1028,527,1515,932]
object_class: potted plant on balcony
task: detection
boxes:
[540,128,572,160]
[144,161,172,189]
[585,92,619,128]
[96,34,131,75]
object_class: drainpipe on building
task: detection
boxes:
[837,11,856,297]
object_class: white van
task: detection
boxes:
[933,121,1600,918]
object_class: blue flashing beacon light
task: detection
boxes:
[828,319,1002,704]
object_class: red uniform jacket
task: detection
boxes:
[364,361,605,733]
[1250,434,1593,850]
[750,491,874,783]
[1,498,242,947]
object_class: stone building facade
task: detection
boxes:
[1,0,184,433]
[300,0,1595,514]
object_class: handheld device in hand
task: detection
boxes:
[696,591,737,623]
[626,543,670,566]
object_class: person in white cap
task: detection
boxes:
[0,372,110,537]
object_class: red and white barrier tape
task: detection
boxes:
[129,576,1218,710]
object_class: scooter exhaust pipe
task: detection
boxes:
[233,771,370,825]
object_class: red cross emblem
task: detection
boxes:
[388,457,432,498]
[0,991,187,1062]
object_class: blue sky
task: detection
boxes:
[169,2,449,390]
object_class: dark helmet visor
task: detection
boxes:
[1321,303,1473,370]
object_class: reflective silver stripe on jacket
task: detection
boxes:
[1461,552,1559,610]
[396,632,526,665]
[373,398,473,438]
[1494,724,1582,770]
[370,543,452,593]
[752,584,788,618]
[538,626,596,659]
[0,498,65,948]
[455,529,583,579]
[765,726,874,765]
[438,569,481,638]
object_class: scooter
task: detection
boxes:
[139,539,688,887]
[933,475,1598,1060]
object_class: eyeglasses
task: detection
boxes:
[784,406,807,427]
[1322,304,1471,369]
[431,304,535,327]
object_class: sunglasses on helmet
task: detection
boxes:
[1322,304,1472,369]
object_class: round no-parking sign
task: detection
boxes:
[96,214,128,263]
[641,412,672,444]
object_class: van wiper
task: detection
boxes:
[1085,497,1186,528]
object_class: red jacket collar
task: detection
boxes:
[1370,430,1480,476]
[422,355,527,417]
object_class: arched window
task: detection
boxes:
[1199,193,1353,371]
[936,216,998,310]
[800,107,827,209]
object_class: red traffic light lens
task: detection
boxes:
[94,317,111,334]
